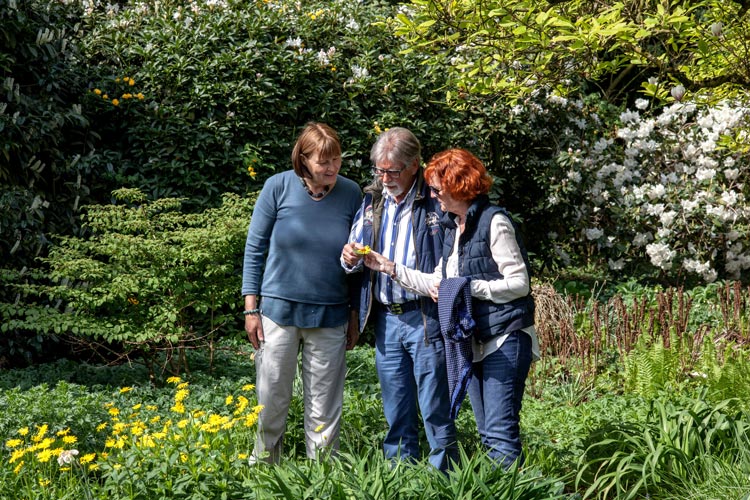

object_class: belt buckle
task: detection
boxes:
[390,303,403,314]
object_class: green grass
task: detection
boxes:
[1,338,749,499]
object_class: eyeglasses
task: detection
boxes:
[428,185,443,195]
[372,166,407,178]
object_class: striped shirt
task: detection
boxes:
[346,182,419,305]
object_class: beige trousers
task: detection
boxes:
[250,316,347,463]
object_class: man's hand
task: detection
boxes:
[341,242,366,267]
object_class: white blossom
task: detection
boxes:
[646,242,676,270]
[585,228,604,240]
[58,449,79,466]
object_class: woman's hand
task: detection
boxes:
[245,314,264,350]
[363,250,395,277]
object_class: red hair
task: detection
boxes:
[424,148,492,201]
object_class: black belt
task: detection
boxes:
[378,300,420,315]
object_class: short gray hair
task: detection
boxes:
[370,127,421,169]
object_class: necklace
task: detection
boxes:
[299,177,330,199]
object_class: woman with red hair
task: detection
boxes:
[360,148,539,469]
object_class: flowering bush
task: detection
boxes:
[549,98,750,283]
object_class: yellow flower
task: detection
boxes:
[225,395,234,405]
[150,415,161,424]
[93,88,102,95]
[120,387,133,394]
[39,478,51,487]
[112,98,120,106]
[32,424,48,442]
[56,428,70,436]
[9,449,25,464]
[122,76,129,82]
[80,453,96,464]
[96,423,108,432]
[241,384,255,391]
[88,463,99,471]
[37,449,53,463]
[146,405,158,411]
[136,93,145,100]
[18,427,29,436]
[122,93,132,99]
[354,245,371,255]
[175,388,189,402]
[13,460,23,474]
[5,439,22,448]
[167,376,181,385]
[132,403,142,411]
[128,78,135,86]
[331,66,336,72]
[180,453,188,463]
[177,419,189,429]
[62,435,77,445]
[102,94,109,100]
[115,78,121,83]
[237,453,248,460]
[247,166,257,179]
[177,382,189,390]
[171,403,185,414]
[109,408,120,417]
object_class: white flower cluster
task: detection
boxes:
[550,97,750,282]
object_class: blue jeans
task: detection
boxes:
[374,308,457,471]
[467,330,532,469]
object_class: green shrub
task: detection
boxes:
[1,188,254,376]
[77,0,468,208]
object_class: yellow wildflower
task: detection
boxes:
[177,419,189,428]
[225,395,234,405]
[109,408,120,417]
[62,435,78,445]
[241,384,255,391]
[36,449,53,463]
[354,245,371,255]
[112,99,120,106]
[93,88,102,95]
[247,165,257,179]
[177,382,189,390]
[150,415,161,424]
[5,439,22,448]
[146,405,158,411]
[96,423,108,432]
[238,453,248,460]
[13,460,23,474]
[331,66,336,72]
[128,78,135,86]
[56,428,70,436]
[120,387,133,394]
[80,453,96,464]
[171,403,185,414]
[9,449,25,464]
[88,463,100,471]
[32,424,48,442]
[18,427,29,436]
[136,93,145,100]
[39,478,51,487]
[175,388,189,402]
[102,94,108,100]
[180,453,188,463]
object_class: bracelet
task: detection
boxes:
[243,308,261,316]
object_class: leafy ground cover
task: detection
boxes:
[3,280,750,499]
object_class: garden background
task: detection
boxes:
[1,0,750,498]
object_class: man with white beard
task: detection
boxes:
[341,127,457,472]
